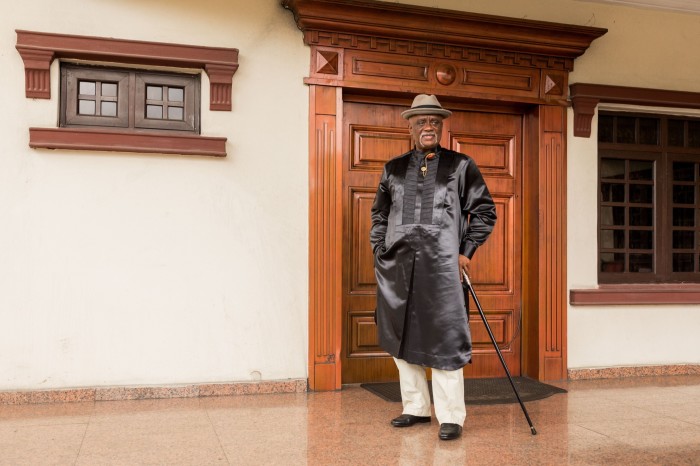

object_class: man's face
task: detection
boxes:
[409,114,443,151]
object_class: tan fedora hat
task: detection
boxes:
[401,94,452,119]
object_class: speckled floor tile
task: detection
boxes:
[0,423,87,466]
[77,400,226,465]
[0,401,94,427]
[638,401,700,426]
[2,375,700,465]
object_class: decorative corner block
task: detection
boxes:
[16,47,54,99]
[316,49,339,75]
[205,64,239,111]
[311,47,343,78]
[571,96,599,138]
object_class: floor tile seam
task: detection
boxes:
[676,418,700,428]
[570,423,617,440]
[205,406,232,465]
[603,397,691,409]
[575,415,700,430]
[671,417,700,430]
[608,392,698,401]
[631,403,700,420]
[615,402,687,417]
[73,417,90,466]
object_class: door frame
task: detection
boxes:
[282,0,607,390]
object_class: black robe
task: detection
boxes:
[370,146,496,370]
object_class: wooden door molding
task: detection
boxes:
[307,85,343,390]
[282,0,605,63]
[283,0,606,389]
[283,0,606,106]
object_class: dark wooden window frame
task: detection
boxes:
[60,64,200,133]
[597,112,700,284]
[16,30,237,157]
[62,67,130,128]
[569,83,700,304]
[598,147,658,283]
[135,72,198,132]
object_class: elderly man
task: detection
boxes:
[370,94,496,440]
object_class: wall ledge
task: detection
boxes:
[570,284,700,305]
[0,379,308,405]
[568,364,700,380]
[29,127,227,157]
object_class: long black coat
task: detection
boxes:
[370,146,496,370]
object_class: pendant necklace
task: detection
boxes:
[420,152,436,177]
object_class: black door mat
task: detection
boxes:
[360,377,566,405]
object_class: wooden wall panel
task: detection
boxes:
[469,310,514,350]
[350,125,411,171]
[348,312,383,356]
[453,131,516,293]
[538,105,567,380]
[453,134,514,177]
[469,198,509,290]
[352,56,429,81]
[462,63,538,95]
[308,85,343,390]
[350,188,378,294]
[342,50,542,102]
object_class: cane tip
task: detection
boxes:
[530,427,537,435]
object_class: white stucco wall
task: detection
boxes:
[0,0,309,390]
[391,0,700,369]
[3,0,700,392]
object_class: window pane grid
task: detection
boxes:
[598,115,660,146]
[600,158,655,274]
[671,161,700,272]
[77,79,119,117]
[145,85,185,122]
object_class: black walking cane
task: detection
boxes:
[463,271,537,435]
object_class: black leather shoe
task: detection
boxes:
[391,414,431,427]
[439,423,462,440]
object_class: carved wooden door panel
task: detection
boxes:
[341,97,522,383]
[341,98,409,383]
[444,109,522,378]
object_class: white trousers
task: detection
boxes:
[394,357,466,426]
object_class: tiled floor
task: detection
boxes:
[1,376,699,465]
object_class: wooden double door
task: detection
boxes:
[341,97,523,383]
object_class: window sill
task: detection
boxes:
[29,127,226,157]
[570,284,700,305]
